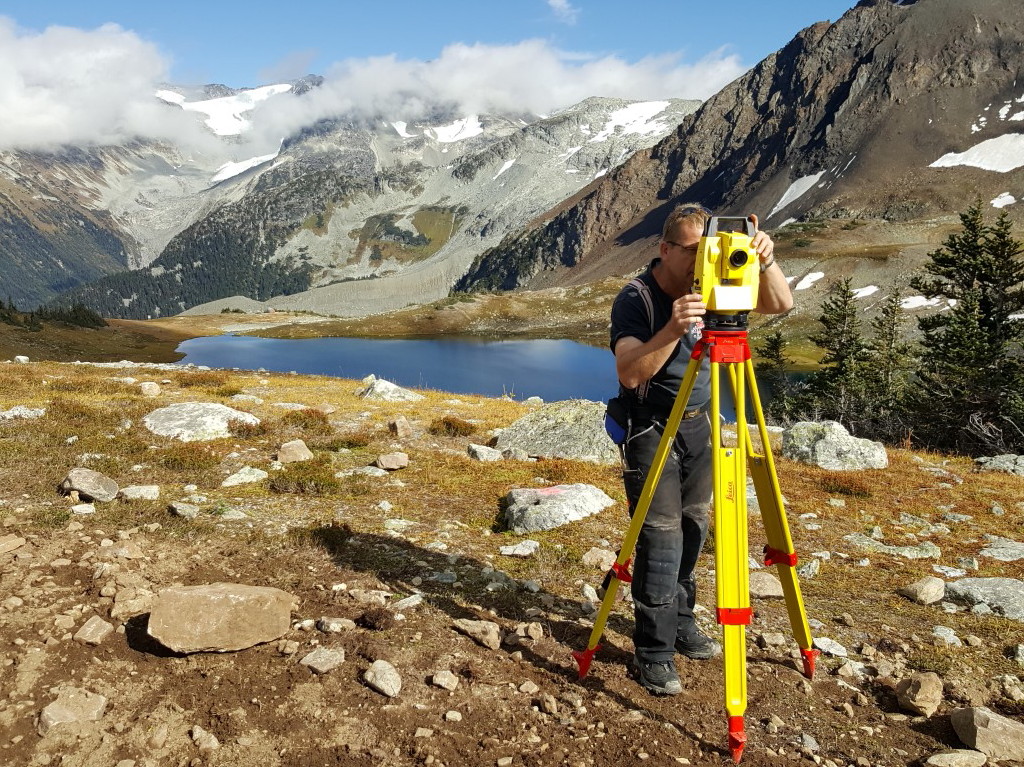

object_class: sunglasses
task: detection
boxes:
[677,205,712,217]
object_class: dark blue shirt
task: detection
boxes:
[609,259,710,414]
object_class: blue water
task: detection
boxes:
[175,335,620,403]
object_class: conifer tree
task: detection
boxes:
[800,277,870,430]
[754,329,799,423]
[861,288,915,442]
[909,204,1024,453]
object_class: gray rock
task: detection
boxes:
[71,503,96,515]
[499,540,540,558]
[168,502,201,520]
[363,659,402,697]
[60,468,119,503]
[468,443,503,461]
[139,382,161,397]
[946,578,1024,621]
[950,706,1024,761]
[357,375,424,402]
[933,626,962,647]
[0,534,26,554]
[316,617,356,633]
[221,467,269,487]
[781,421,888,470]
[299,647,345,674]
[924,750,988,767]
[503,483,614,533]
[813,637,848,657]
[147,583,298,653]
[896,672,944,717]
[73,616,114,646]
[843,533,941,560]
[974,454,1024,476]
[749,571,785,599]
[494,399,617,465]
[431,670,460,691]
[143,402,260,442]
[375,452,409,470]
[978,535,1024,562]
[899,576,946,605]
[119,485,161,501]
[388,416,414,439]
[453,618,502,650]
[582,547,617,570]
[38,688,107,736]
[0,405,45,419]
[277,439,314,463]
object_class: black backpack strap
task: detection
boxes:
[626,277,657,404]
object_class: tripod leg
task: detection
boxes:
[743,358,818,678]
[573,348,706,678]
[711,359,750,763]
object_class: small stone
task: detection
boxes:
[445,710,463,722]
[431,670,460,691]
[191,724,220,752]
[899,576,946,605]
[364,659,402,697]
[299,647,345,675]
[38,688,108,735]
[73,616,114,646]
[519,680,540,694]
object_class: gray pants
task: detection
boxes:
[623,411,713,663]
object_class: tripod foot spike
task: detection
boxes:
[728,716,746,763]
[571,646,600,680]
[800,648,820,679]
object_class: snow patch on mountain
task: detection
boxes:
[428,116,484,143]
[156,84,292,136]
[930,133,1024,173]
[587,101,672,143]
[768,171,826,219]
[212,150,281,183]
[992,192,1017,208]
[852,286,879,299]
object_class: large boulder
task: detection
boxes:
[143,402,260,442]
[782,421,888,470]
[503,483,615,533]
[147,583,298,653]
[950,707,1024,761]
[945,578,1024,621]
[974,454,1024,476]
[494,399,617,465]
[60,468,119,503]
[356,375,424,402]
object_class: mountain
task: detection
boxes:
[7,89,697,317]
[455,0,1024,299]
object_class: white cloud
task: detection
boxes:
[0,22,745,154]
[548,0,580,25]
[0,17,216,151]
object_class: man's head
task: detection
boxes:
[660,203,711,270]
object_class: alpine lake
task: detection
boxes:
[175,334,752,420]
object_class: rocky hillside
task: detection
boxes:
[456,0,1024,307]
[6,90,697,317]
[1,359,1023,766]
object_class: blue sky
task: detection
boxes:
[0,0,856,152]
[4,0,855,88]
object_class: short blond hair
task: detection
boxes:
[662,203,711,242]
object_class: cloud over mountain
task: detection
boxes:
[0,18,745,153]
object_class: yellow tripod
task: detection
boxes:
[572,322,818,763]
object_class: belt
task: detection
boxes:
[630,403,705,422]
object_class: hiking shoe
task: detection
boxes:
[630,657,682,695]
[675,629,722,660]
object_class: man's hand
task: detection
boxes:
[668,293,706,338]
[748,213,774,264]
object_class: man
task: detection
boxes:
[609,203,793,695]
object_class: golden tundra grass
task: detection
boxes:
[2,360,1022,680]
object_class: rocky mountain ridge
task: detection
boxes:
[456,0,1024,305]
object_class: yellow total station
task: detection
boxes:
[693,216,760,314]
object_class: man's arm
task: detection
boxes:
[749,214,794,315]
[615,293,706,389]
